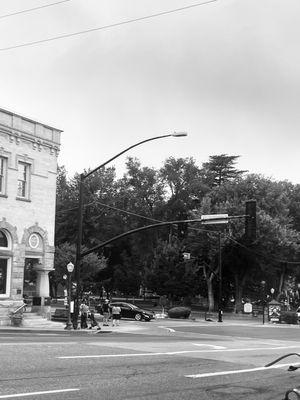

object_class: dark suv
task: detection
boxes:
[110,302,155,321]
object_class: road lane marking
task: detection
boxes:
[185,361,300,378]
[158,326,176,333]
[35,334,62,336]
[193,344,226,349]
[0,389,80,398]
[58,345,300,359]
[0,342,78,346]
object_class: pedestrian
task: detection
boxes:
[112,304,121,326]
[88,310,101,331]
[102,299,110,326]
[23,294,28,312]
[80,300,89,329]
[96,300,103,315]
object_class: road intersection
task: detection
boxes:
[0,318,300,399]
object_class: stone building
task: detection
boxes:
[0,108,62,324]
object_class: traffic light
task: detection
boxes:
[245,200,256,242]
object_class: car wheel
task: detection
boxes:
[135,313,142,321]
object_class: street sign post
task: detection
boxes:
[201,214,229,224]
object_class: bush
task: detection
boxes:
[168,306,191,319]
[10,314,23,326]
[279,311,298,325]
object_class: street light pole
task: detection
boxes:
[65,262,74,330]
[73,132,187,328]
[218,231,223,323]
[261,280,266,325]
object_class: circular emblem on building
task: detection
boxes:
[29,233,40,249]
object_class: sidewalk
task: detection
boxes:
[0,323,114,335]
[0,312,298,334]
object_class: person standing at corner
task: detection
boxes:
[80,300,89,329]
[112,304,121,327]
[102,299,110,326]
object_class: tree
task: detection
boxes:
[51,242,107,298]
[160,157,206,203]
[55,166,78,245]
[54,156,300,309]
[202,154,247,187]
[144,239,200,301]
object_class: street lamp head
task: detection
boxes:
[67,262,74,273]
[171,132,188,137]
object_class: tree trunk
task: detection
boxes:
[278,263,286,294]
[207,276,215,311]
[234,284,243,313]
[234,274,246,313]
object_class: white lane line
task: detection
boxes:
[58,345,300,359]
[0,342,78,346]
[0,389,80,398]
[193,344,226,349]
[36,334,61,336]
[158,326,176,333]
[186,362,300,378]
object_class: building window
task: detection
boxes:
[0,259,8,295]
[0,231,8,248]
[0,157,7,195]
[17,162,30,199]
[0,230,11,298]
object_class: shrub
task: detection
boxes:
[279,311,298,325]
[168,306,191,319]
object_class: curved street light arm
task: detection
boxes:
[81,218,204,257]
[83,132,187,179]
[72,131,187,328]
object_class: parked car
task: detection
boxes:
[109,302,155,321]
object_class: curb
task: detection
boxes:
[0,327,113,334]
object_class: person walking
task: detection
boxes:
[88,310,101,331]
[112,304,121,327]
[102,299,110,326]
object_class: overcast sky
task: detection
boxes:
[0,0,300,183]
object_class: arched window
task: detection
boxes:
[0,230,8,248]
[0,229,11,297]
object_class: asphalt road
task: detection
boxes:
[0,319,300,399]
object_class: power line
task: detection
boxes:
[225,234,300,266]
[0,0,218,52]
[93,202,300,266]
[56,199,300,265]
[0,0,73,20]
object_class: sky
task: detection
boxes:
[0,0,300,183]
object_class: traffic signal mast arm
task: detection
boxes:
[80,214,248,258]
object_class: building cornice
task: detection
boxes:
[0,108,62,156]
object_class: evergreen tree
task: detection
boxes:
[202,154,247,187]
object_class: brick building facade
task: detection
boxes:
[0,108,61,324]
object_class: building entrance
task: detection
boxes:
[23,258,39,298]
